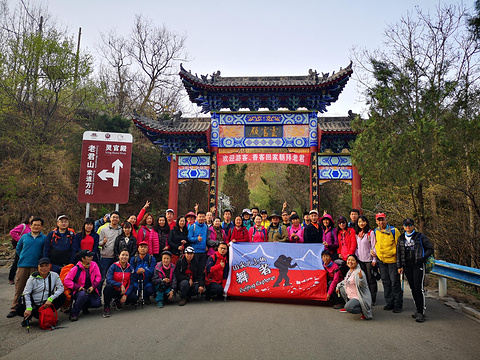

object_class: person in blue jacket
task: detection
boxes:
[129,241,156,305]
[188,211,209,272]
[43,215,75,273]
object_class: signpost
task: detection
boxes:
[78,131,133,209]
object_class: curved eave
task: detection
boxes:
[132,118,209,135]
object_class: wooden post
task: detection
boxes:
[352,165,362,211]
[168,154,178,215]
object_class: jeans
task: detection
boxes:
[206,283,224,299]
[72,291,102,315]
[99,257,115,295]
[178,279,201,299]
[378,260,403,309]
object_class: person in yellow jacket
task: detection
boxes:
[375,213,403,313]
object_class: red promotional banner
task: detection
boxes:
[225,243,327,301]
[77,131,133,204]
[218,153,310,166]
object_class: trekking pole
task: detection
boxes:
[401,273,404,292]
[26,318,29,333]
[141,274,145,309]
[296,263,307,282]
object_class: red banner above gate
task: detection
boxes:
[218,153,310,166]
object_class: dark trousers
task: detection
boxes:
[178,280,200,299]
[99,257,114,295]
[273,271,290,287]
[404,264,425,314]
[359,261,378,303]
[327,280,344,305]
[196,252,208,273]
[17,293,66,319]
[8,254,19,282]
[72,291,102,315]
[206,283,224,299]
[378,260,403,309]
[134,284,155,299]
[103,284,138,309]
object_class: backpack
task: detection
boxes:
[133,254,152,269]
[38,304,58,330]
[50,228,75,247]
[252,227,267,242]
[59,264,81,306]
[374,226,395,241]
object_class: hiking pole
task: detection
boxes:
[26,318,29,333]
[401,273,404,292]
[296,263,307,282]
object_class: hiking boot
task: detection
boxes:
[21,319,27,327]
[103,308,111,318]
[179,298,187,306]
[70,313,79,322]
[333,304,343,309]
[7,310,17,318]
[412,311,418,319]
[115,300,123,311]
[416,313,425,323]
[393,308,403,313]
[383,305,394,311]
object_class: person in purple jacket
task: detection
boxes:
[64,250,102,321]
[322,250,343,309]
[321,213,339,260]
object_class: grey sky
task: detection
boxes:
[32,1,464,116]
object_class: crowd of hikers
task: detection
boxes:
[6,201,434,328]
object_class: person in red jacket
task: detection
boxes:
[227,216,249,244]
[322,249,343,309]
[205,242,229,301]
[335,216,357,276]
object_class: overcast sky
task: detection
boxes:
[18,0,470,117]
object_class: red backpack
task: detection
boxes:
[38,304,58,330]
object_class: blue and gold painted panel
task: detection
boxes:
[178,155,211,166]
[318,155,352,167]
[218,113,310,125]
[178,166,210,179]
[318,166,352,180]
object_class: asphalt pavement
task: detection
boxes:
[0,268,479,360]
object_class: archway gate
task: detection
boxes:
[133,63,361,215]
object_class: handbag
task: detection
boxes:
[38,304,58,330]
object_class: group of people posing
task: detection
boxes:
[6,203,434,327]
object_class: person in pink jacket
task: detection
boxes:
[249,215,267,242]
[9,215,33,284]
[137,212,160,258]
[207,217,227,255]
[64,250,102,321]
[287,214,304,243]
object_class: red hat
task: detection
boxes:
[375,213,386,219]
[185,211,197,219]
[138,241,149,247]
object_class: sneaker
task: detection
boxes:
[179,298,187,306]
[156,302,164,308]
[412,311,418,319]
[361,315,366,320]
[115,300,123,311]
[333,304,343,309]
[383,305,394,311]
[339,308,347,313]
[70,313,79,322]
[7,310,17,318]
[9,280,14,285]
[103,308,111,318]
[393,308,403,313]
[416,313,425,323]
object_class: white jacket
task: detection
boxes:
[23,271,64,310]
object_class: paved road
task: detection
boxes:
[1,268,479,359]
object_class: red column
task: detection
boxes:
[352,166,362,211]
[168,155,178,215]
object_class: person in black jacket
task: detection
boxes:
[114,222,137,261]
[303,210,323,243]
[167,216,188,264]
[396,218,434,323]
[174,246,205,306]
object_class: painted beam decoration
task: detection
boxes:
[318,155,352,180]
[177,155,211,179]
[218,153,310,166]
[225,243,327,301]
[217,113,311,148]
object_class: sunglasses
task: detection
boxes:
[338,221,346,224]
[404,224,414,227]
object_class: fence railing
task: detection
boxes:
[431,260,480,296]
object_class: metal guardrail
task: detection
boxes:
[431,260,480,297]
